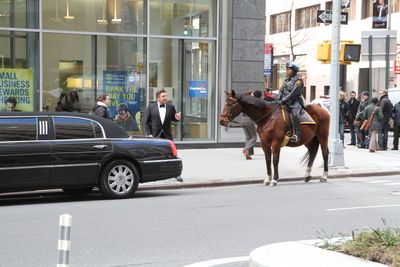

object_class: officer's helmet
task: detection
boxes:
[286,61,299,72]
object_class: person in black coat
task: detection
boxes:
[378,89,393,150]
[392,101,400,150]
[144,89,181,140]
[346,91,360,145]
[92,94,111,119]
[339,91,350,146]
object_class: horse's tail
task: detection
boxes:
[300,135,320,167]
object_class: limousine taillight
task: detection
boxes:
[168,140,177,157]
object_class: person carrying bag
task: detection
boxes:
[361,97,383,152]
[360,107,377,131]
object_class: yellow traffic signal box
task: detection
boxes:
[317,43,331,61]
[340,44,361,62]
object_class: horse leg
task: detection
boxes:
[262,145,272,186]
[317,127,329,182]
[320,144,329,183]
[270,144,281,186]
[303,136,320,182]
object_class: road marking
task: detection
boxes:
[183,256,249,267]
[348,178,372,182]
[363,180,392,184]
[326,204,400,211]
[384,182,400,185]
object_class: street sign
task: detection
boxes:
[341,0,350,9]
[317,10,348,25]
[395,44,400,75]
[264,44,273,76]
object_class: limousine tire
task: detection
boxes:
[100,160,139,198]
[62,187,93,196]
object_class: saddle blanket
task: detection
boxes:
[281,108,316,125]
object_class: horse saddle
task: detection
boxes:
[281,107,316,125]
[280,107,316,147]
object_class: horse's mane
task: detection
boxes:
[237,94,272,108]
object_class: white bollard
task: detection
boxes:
[57,214,72,267]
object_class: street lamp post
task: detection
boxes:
[328,0,345,167]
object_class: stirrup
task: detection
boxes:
[290,135,299,143]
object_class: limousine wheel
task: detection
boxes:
[62,187,93,196]
[100,160,139,198]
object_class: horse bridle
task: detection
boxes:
[221,96,241,124]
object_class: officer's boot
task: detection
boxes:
[290,117,301,143]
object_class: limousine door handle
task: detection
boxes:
[93,145,108,149]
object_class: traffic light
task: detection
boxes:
[317,43,331,61]
[340,44,361,62]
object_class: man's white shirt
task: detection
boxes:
[158,103,166,124]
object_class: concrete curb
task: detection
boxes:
[248,241,388,267]
[138,170,400,191]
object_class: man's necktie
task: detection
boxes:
[160,104,165,108]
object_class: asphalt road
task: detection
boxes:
[1,175,400,267]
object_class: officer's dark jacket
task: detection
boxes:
[277,74,304,107]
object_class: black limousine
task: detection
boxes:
[0,112,182,198]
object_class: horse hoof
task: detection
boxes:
[263,177,272,186]
[304,176,312,182]
[319,178,328,183]
[269,180,277,187]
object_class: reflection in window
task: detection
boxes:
[54,117,95,139]
[0,31,39,112]
[295,5,320,30]
[270,12,290,34]
[0,0,39,28]
[42,0,144,34]
[150,0,216,37]
[0,118,36,141]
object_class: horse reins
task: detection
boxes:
[220,97,241,125]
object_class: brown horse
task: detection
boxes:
[219,90,330,186]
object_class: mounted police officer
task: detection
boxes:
[276,61,304,143]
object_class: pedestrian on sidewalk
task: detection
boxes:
[92,94,111,119]
[377,89,393,150]
[355,91,372,148]
[339,91,350,146]
[346,91,360,146]
[392,100,400,150]
[263,89,275,101]
[143,89,181,140]
[362,97,383,152]
[241,89,262,160]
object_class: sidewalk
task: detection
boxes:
[140,135,400,190]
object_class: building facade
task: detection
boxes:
[0,0,265,144]
[265,0,400,102]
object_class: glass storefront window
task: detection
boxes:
[42,0,145,34]
[0,31,39,111]
[150,38,215,140]
[43,33,146,135]
[150,0,216,37]
[0,0,39,29]
[96,35,146,134]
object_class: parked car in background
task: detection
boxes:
[310,96,350,131]
[310,96,330,111]
[389,88,400,104]
[0,112,182,199]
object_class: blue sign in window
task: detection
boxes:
[188,81,208,97]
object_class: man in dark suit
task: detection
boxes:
[373,0,388,28]
[347,91,360,146]
[144,89,181,140]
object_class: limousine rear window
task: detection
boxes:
[0,117,36,141]
[54,117,96,139]
[92,121,104,138]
